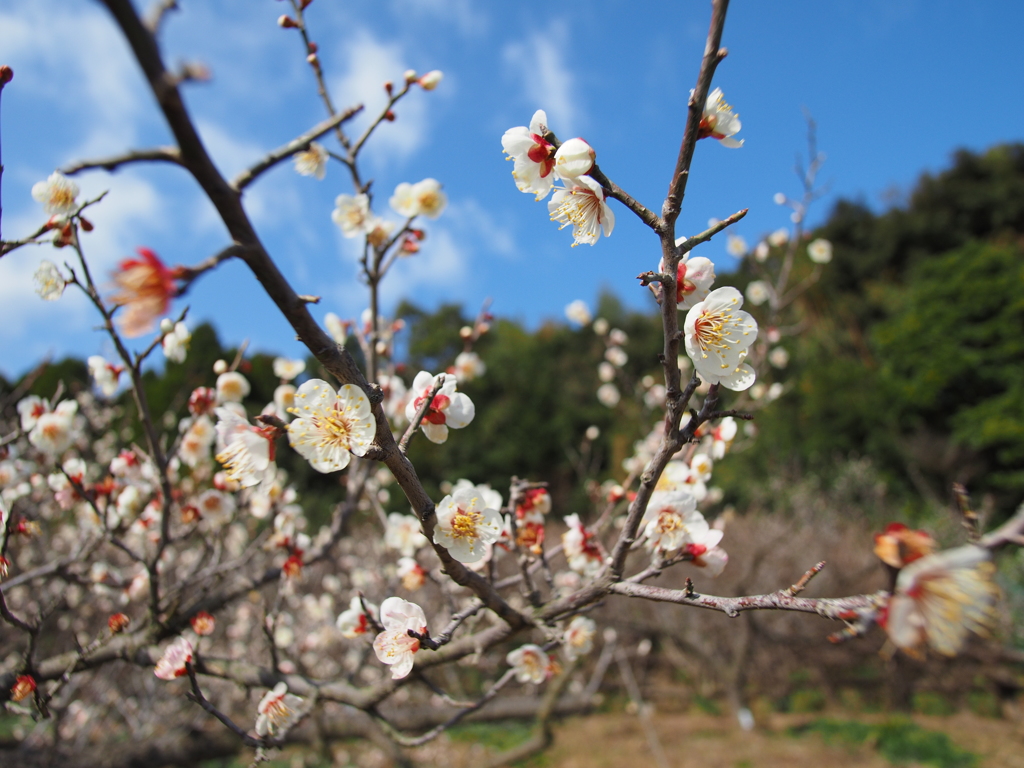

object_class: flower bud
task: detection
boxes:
[403,69,418,83]
[0,65,13,87]
[417,70,443,90]
[108,613,130,634]
[300,0,315,9]
[307,41,318,53]
[10,675,35,702]
[553,138,595,180]
[190,611,216,636]
[384,110,396,122]
[459,325,473,339]
[213,359,228,374]
[277,15,298,28]
[384,80,393,95]
[160,318,174,334]
[307,53,319,66]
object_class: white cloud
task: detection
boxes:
[389,0,489,38]
[502,21,581,135]
[330,29,426,163]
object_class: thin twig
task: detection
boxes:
[61,147,181,176]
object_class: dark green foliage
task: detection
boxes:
[793,717,978,768]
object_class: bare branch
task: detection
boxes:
[61,147,181,176]
[231,105,363,192]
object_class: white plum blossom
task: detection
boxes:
[710,417,737,459]
[768,228,789,247]
[161,322,191,363]
[214,408,276,489]
[273,358,306,381]
[397,557,426,590]
[451,478,503,515]
[405,371,475,444]
[549,175,615,247]
[452,351,486,383]
[753,241,770,262]
[501,109,557,200]
[32,171,80,216]
[216,372,250,404]
[373,597,428,679]
[598,362,615,382]
[255,683,304,737]
[563,616,596,661]
[390,178,446,219]
[641,490,721,555]
[332,193,371,237]
[696,87,743,147]
[884,544,999,657]
[596,383,621,408]
[808,238,833,264]
[385,512,428,557]
[507,644,551,684]
[287,379,376,473]
[433,485,503,563]
[683,287,758,391]
[768,347,790,369]
[34,260,66,301]
[553,137,595,180]
[88,356,122,397]
[604,346,628,368]
[195,489,236,528]
[336,595,378,638]
[726,234,748,257]
[293,141,328,179]
[745,280,771,307]
[154,636,193,680]
[564,299,592,327]
[324,312,349,345]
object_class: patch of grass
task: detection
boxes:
[791,717,978,768]
[447,720,535,752]
[788,688,827,713]
[913,691,956,716]
[691,694,721,715]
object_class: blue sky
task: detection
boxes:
[1,0,1022,380]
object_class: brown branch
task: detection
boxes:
[676,207,748,257]
[61,147,182,176]
[609,580,884,620]
[662,0,730,232]
[231,105,363,192]
[398,378,442,454]
[185,662,264,749]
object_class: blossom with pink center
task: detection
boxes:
[110,248,177,337]
[154,636,193,680]
[696,87,743,148]
[32,171,80,216]
[507,644,552,684]
[660,255,715,310]
[214,407,277,489]
[882,544,999,657]
[548,175,615,247]
[293,141,328,179]
[516,488,551,524]
[710,417,737,459]
[337,595,379,638]
[255,682,305,737]
[28,400,78,456]
[404,371,475,444]
[683,287,758,391]
[563,616,596,661]
[196,489,236,528]
[390,178,446,219]
[385,512,428,557]
[17,395,49,432]
[873,523,936,570]
[88,356,123,397]
[373,597,428,679]
[562,513,604,577]
[553,138,595,180]
[687,544,728,577]
[434,485,503,564]
[501,109,558,200]
[286,379,376,473]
